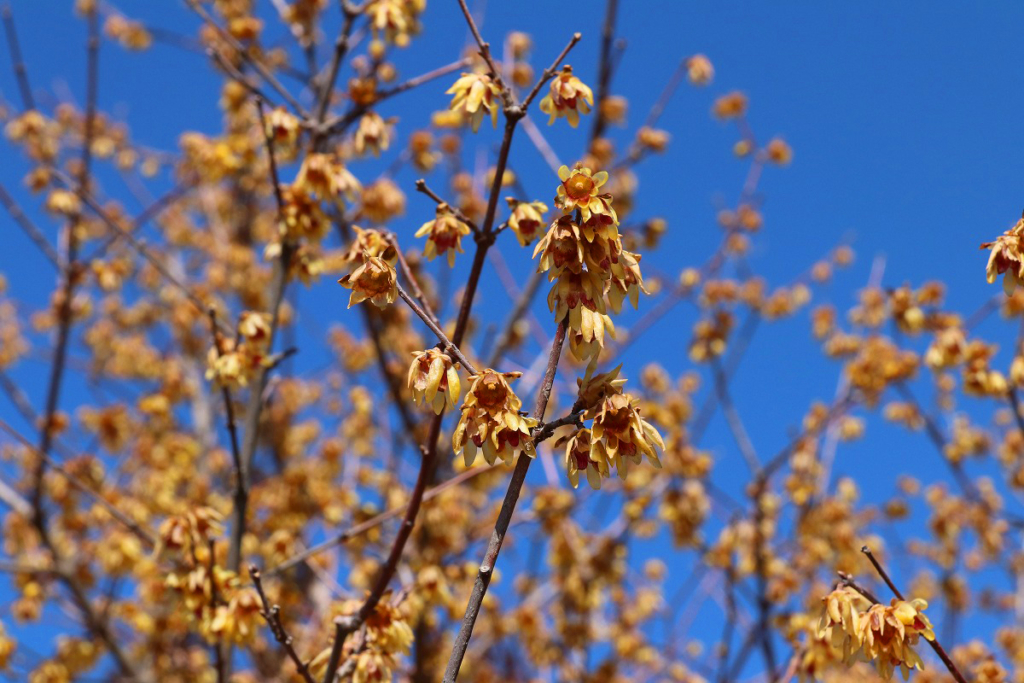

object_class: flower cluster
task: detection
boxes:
[205,311,274,389]
[533,163,648,363]
[452,370,538,466]
[817,587,936,680]
[558,365,664,489]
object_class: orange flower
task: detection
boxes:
[539,65,594,128]
[685,54,714,85]
[446,72,502,132]
[295,153,360,201]
[554,164,614,222]
[279,185,329,243]
[407,348,461,414]
[506,198,549,247]
[981,215,1024,295]
[415,203,472,267]
[339,252,398,308]
[712,91,748,120]
[765,137,793,165]
[534,215,585,277]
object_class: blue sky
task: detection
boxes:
[2,0,1023,678]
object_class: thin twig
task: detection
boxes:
[443,320,568,682]
[414,179,480,235]
[1,3,34,111]
[856,548,969,683]
[0,183,60,267]
[396,283,477,375]
[589,0,620,141]
[249,566,317,683]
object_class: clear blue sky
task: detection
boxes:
[2,0,1023,678]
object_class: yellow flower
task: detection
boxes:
[446,72,502,132]
[554,164,614,222]
[295,153,361,201]
[816,586,868,661]
[407,348,461,414]
[354,112,391,157]
[713,91,748,119]
[360,178,406,222]
[765,137,793,165]
[685,54,714,85]
[589,393,664,479]
[415,203,472,267]
[506,198,549,247]
[339,253,398,308]
[534,215,585,277]
[981,215,1024,295]
[539,65,593,128]
[277,185,329,244]
[342,225,394,267]
[365,0,423,46]
[452,370,538,467]
[264,106,301,153]
[560,428,609,489]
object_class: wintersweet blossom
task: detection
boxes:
[446,72,502,132]
[981,214,1024,294]
[539,65,593,128]
[407,348,461,414]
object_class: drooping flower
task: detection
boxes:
[339,252,398,308]
[554,164,613,222]
[712,91,748,119]
[559,427,608,490]
[816,586,869,661]
[506,198,549,247]
[446,72,502,132]
[685,54,714,85]
[360,178,406,222]
[415,203,471,267]
[981,214,1024,295]
[539,65,593,128]
[534,215,585,277]
[295,153,361,202]
[452,370,538,467]
[407,348,461,414]
[279,185,330,243]
[354,112,392,157]
[589,393,664,479]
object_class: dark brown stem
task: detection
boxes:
[1,3,34,111]
[249,566,317,683]
[385,231,438,325]
[396,284,477,375]
[0,181,60,267]
[443,320,567,682]
[589,0,619,142]
[520,33,583,112]
[414,179,480,234]
[454,0,505,98]
[313,7,358,124]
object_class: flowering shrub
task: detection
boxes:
[0,2,1021,683]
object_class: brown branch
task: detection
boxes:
[414,179,480,235]
[454,0,505,97]
[0,182,60,267]
[856,548,969,683]
[520,32,583,112]
[249,565,317,683]
[710,357,760,473]
[1,3,34,111]
[31,2,100,529]
[589,0,619,141]
[207,308,247,569]
[186,0,306,115]
[395,283,477,375]
[320,58,469,137]
[443,320,568,682]
[313,5,359,124]
[0,417,156,547]
[385,230,438,326]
